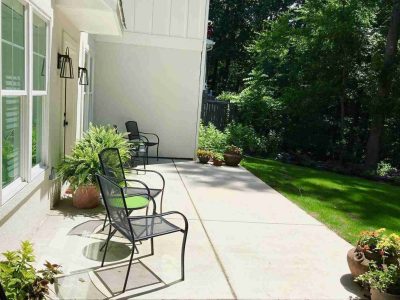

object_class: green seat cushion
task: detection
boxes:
[110,195,149,210]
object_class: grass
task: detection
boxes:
[241,156,400,244]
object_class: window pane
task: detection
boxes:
[32,96,43,166]
[1,0,25,90]
[33,13,46,91]
[2,96,21,187]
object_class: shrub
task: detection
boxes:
[356,263,400,295]
[358,228,386,252]
[377,161,398,177]
[198,122,227,153]
[0,241,62,300]
[216,91,241,103]
[57,124,130,189]
[225,123,267,154]
[211,152,224,161]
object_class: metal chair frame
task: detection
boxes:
[96,174,188,293]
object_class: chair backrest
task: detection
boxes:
[98,148,126,184]
[125,121,140,140]
[96,174,134,240]
[0,280,7,300]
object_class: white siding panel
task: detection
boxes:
[123,0,135,31]
[152,0,171,35]
[170,0,188,37]
[187,0,204,39]
[134,0,153,33]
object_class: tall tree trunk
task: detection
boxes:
[365,0,400,168]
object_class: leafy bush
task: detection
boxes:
[225,123,267,154]
[377,234,400,258]
[57,124,130,189]
[377,161,398,177]
[211,152,224,161]
[358,228,386,251]
[356,263,400,294]
[196,149,212,158]
[198,122,227,153]
[0,241,62,300]
[216,91,241,103]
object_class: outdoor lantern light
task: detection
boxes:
[78,67,89,86]
[57,47,74,79]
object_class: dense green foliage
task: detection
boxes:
[57,124,130,189]
[0,241,61,300]
[241,157,400,243]
[207,0,298,93]
[356,263,400,294]
[209,0,400,170]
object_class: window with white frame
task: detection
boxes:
[1,0,49,199]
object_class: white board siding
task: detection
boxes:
[123,0,206,40]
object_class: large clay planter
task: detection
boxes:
[73,185,100,209]
[347,247,370,278]
[371,289,400,300]
[223,153,242,167]
[198,156,210,164]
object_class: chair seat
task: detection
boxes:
[123,186,162,198]
[128,216,181,241]
[110,195,150,210]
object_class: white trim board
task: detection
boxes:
[94,31,203,52]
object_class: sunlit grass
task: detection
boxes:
[241,156,400,243]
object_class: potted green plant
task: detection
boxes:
[197,149,212,164]
[347,229,400,278]
[57,124,130,208]
[356,263,400,300]
[212,152,224,166]
[0,241,62,300]
[223,145,243,167]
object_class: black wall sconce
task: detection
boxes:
[57,47,74,79]
[78,67,89,86]
[57,47,74,157]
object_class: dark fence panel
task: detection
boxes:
[201,99,238,131]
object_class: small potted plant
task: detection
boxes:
[347,229,400,278]
[212,152,224,166]
[197,149,212,164]
[223,145,243,167]
[0,241,62,300]
[356,263,400,300]
[57,125,130,209]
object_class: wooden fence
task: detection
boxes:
[201,99,237,130]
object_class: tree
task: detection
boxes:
[365,0,400,168]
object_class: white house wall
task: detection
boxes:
[93,42,202,158]
[93,0,209,158]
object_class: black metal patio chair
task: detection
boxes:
[0,281,6,300]
[125,121,160,164]
[98,148,166,230]
[96,174,188,293]
[114,124,147,169]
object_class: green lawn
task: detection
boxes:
[241,157,400,244]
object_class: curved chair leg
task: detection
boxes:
[102,214,108,231]
[156,145,159,161]
[101,225,112,267]
[160,190,164,213]
[123,246,135,293]
[181,229,188,281]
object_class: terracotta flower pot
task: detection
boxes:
[371,289,400,300]
[223,153,242,166]
[347,247,370,278]
[198,156,210,164]
[73,185,100,209]
[213,159,223,166]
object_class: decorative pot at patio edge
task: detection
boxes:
[347,247,370,278]
[371,288,400,300]
[223,153,242,166]
[198,156,210,164]
[73,185,100,209]
[213,159,223,166]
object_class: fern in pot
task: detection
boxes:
[57,125,130,208]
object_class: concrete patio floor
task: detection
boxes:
[0,159,364,299]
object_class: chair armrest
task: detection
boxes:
[139,132,159,144]
[128,211,188,231]
[120,178,151,196]
[129,169,165,191]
